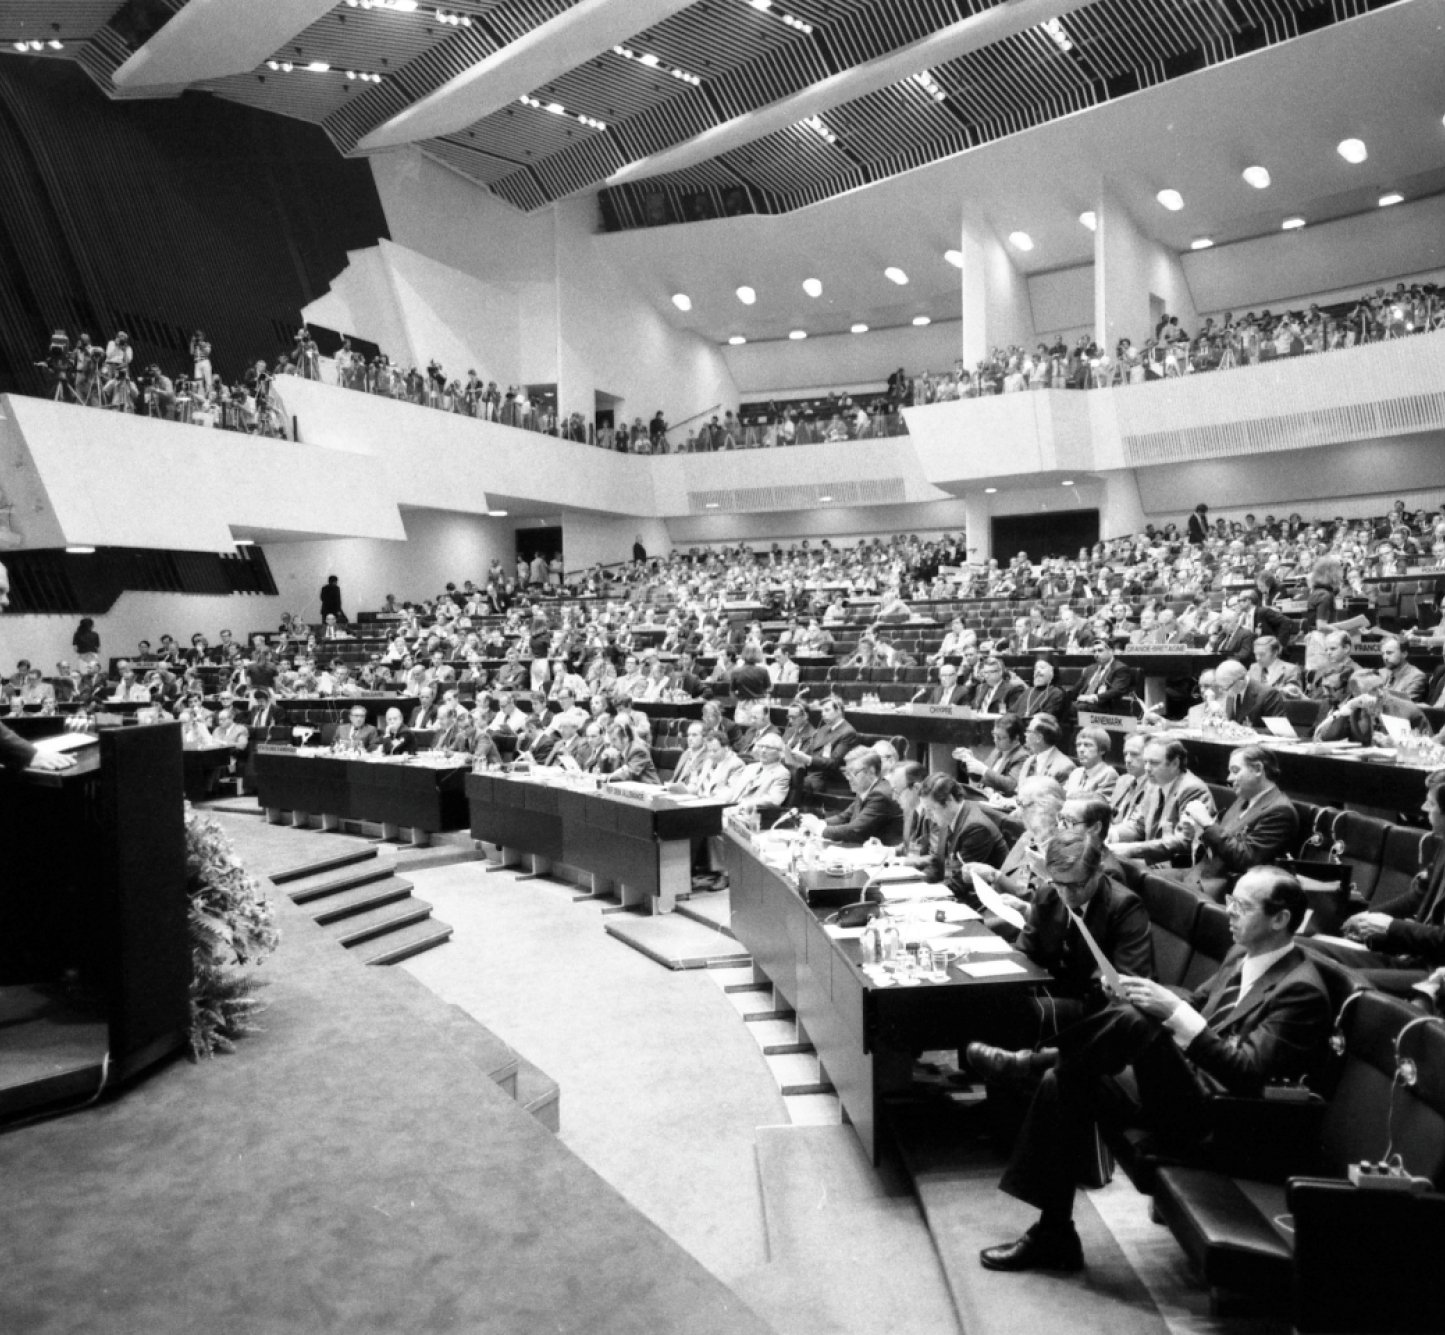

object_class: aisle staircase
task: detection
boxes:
[270,846,453,965]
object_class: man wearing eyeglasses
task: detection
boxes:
[970,867,1330,1273]
[800,748,902,845]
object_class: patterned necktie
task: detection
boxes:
[1204,967,1244,1023]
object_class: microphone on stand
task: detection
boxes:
[770,807,802,830]
[909,685,929,704]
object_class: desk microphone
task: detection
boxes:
[910,685,929,703]
[770,808,801,830]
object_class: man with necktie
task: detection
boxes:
[1070,639,1134,713]
[969,867,1331,1272]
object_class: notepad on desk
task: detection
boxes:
[958,959,1027,978]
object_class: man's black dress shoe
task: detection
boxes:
[964,1041,1056,1081]
[980,1223,1084,1272]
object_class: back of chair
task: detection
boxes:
[1182,901,1233,989]
[1331,810,1391,902]
[1296,805,1340,862]
[1373,826,1434,907]
[1136,872,1202,989]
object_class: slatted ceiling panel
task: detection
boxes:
[0,0,126,40]
[196,71,356,125]
[935,29,1095,123]
[633,3,799,78]
[644,158,749,192]
[609,87,718,161]
[820,0,974,69]
[528,131,628,196]
[825,79,968,162]
[489,166,549,211]
[780,0,898,26]
[718,122,858,195]
[271,6,456,71]
[1061,0,1237,78]
[321,75,411,152]
[463,101,597,162]
[483,0,579,45]
[422,136,521,183]
[542,51,694,124]
[707,42,832,120]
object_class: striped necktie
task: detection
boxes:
[1203,967,1244,1024]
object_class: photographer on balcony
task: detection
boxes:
[102,329,134,409]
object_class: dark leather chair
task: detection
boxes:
[1153,990,1445,1322]
[1331,810,1391,903]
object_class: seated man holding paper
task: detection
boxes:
[916,774,1007,893]
[1008,828,1154,1036]
[1311,771,1445,991]
[1312,669,1429,746]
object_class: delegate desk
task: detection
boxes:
[254,749,469,843]
[723,832,1049,1161]
[467,772,728,913]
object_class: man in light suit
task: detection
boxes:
[802,749,903,846]
[728,734,793,811]
[970,656,1025,714]
[1172,745,1299,900]
[1110,736,1214,867]
[971,868,1331,1272]
[1248,636,1302,697]
[669,721,708,787]
[334,704,378,753]
[1205,607,1255,666]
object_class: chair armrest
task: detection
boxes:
[1203,1094,1327,1182]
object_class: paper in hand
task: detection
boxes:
[1064,901,1122,993]
[970,869,1026,930]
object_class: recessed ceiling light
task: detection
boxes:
[912,315,931,326]
[487,509,509,517]
[233,538,255,547]
[1079,211,1096,231]
[818,495,833,503]
[943,249,964,268]
[736,285,756,305]
[1008,231,1033,251]
[728,335,746,345]
[1242,165,1271,189]
[884,266,908,285]
[704,501,720,509]
[671,293,691,311]
[1190,237,1214,250]
[65,546,95,554]
[1156,189,1184,211]
[1337,138,1367,164]
[789,330,807,340]
[1061,479,1074,487]
[1378,192,1404,207]
[1282,216,1306,230]
[749,0,770,9]
[984,487,997,495]
[851,323,868,334]
[802,277,822,297]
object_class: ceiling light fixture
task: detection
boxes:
[943,249,964,268]
[728,335,746,345]
[802,277,822,297]
[884,266,908,285]
[1337,138,1367,164]
[1242,165,1271,189]
[1378,192,1404,207]
[1282,216,1306,230]
[1061,479,1075,487]
[1079,211,1096,231]
[984,487,997,495]
[671,293,691,311]
[912,70,946,103]
[736,285,756,305]
[1156,189,1184,211]
[436,10,473,26]
[851,323,868,334]
[487,509,509,517]
[612,44,701,85]
[1008,231,1033,251]
[518,94,605,130]
[65,546,95,554]
[789,330,807,340]
[1190,237,1213,250]
[818,495,833,503]
[1039,17,1073,52]
[704,501,720,509]
[912,316,931,326]
[803,114,837,145]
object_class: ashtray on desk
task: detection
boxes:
[823,862,850,876]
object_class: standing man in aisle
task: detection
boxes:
[320,574,345,625]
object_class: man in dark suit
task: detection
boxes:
[1213,659,1285,728]
[970,656,1024,714]
[929,662,970,706]
[1070,639,1134,713]
[375,707,415,756]
[802,749,903,845]
[916,773,1007,890]
[1172,745,1299,900]
[1205,607,1255,666]
[247,689,279,733]
[801,696,859,796]
[334,704,379,753]
[410,686,440,730]
[1012,828,1154,1029]
[971,867,1331,1271]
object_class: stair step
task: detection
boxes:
[308,877,414,924]
[287,863,395,904]
[782,1093,843,1126]
[269,846,377,885]
[437,1003,520,1098]
[766,1052,834,1097]
[334,897,436,947]
[515,1056,561,1133]
[728,986,794,1022]
[352,918,453,966]
[747,1017,809,1056]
